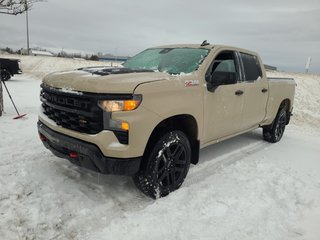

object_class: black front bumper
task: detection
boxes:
[37,121,141,176]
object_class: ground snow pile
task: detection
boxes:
[0,53,119,79]
[267,71,320,128]
[94,158,320,240]
[0,61,320,239]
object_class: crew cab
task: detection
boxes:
[38,42,295,198]
[0,58,22,81]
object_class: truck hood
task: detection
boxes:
[42,67,171,93]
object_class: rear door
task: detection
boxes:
[239,52,268,130]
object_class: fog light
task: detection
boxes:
[109,119,129,131]
[121,122,129,131]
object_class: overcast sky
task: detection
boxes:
[0,0,319,72]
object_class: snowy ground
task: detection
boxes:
[0,54,119,79]
[0,59,320,239]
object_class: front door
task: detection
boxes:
[203,50,245,143]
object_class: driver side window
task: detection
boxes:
[206,51,238,92]
[211,51,237,85]
[213,59,236,73]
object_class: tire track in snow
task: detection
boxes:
[185,138,269,187]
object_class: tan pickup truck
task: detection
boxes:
[38,42,296,198]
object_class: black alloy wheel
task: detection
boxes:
[133,130,191,199]
[274,110,286,141]
[263,108,287,143]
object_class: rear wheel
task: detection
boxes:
[133,130,191,199]
[263,107,287,143]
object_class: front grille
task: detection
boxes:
[40,85,103,134]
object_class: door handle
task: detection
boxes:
[261,88,268,93]
[235,90,244,96]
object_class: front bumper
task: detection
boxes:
[38,121,141,176]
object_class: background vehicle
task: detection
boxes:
[0,58,22,81]
[38,43,296,199]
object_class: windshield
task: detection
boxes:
[122,48,210,74]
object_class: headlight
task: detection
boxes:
[98,97,142,112]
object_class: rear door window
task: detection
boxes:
[240,53,262,81]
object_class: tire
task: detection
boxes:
[0,69,11,81]
[133,130,191,199]
[263,107,287,143]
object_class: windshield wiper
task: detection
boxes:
[79,67,155,76]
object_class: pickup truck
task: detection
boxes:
[0,58,22,81]
[38,42,296,199]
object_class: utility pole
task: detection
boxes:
[0,81,2,116]
[25,0,30,55]
[305,56,312,73]
[0,65,3,117]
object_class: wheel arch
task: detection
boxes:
[279,98,291,125]
[141,114,200,170]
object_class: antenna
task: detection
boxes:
[201,40,210,46]
[305,56,312,73]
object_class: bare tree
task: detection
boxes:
[0,0,43,15]
[1,0,44,115]
[1,0,44,55]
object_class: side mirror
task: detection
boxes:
[207,71,237,92]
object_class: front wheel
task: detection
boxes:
[263,108,287,143]
[133,130,191,199]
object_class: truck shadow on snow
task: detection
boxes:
[185,129,269,186]
[199,129,263,163]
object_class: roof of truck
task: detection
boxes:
[152,44,259,56]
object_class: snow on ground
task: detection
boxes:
[267,71,320,128]
[0,53,120,79]
[0,60,320,239]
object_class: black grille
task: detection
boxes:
[40,85,103,134]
